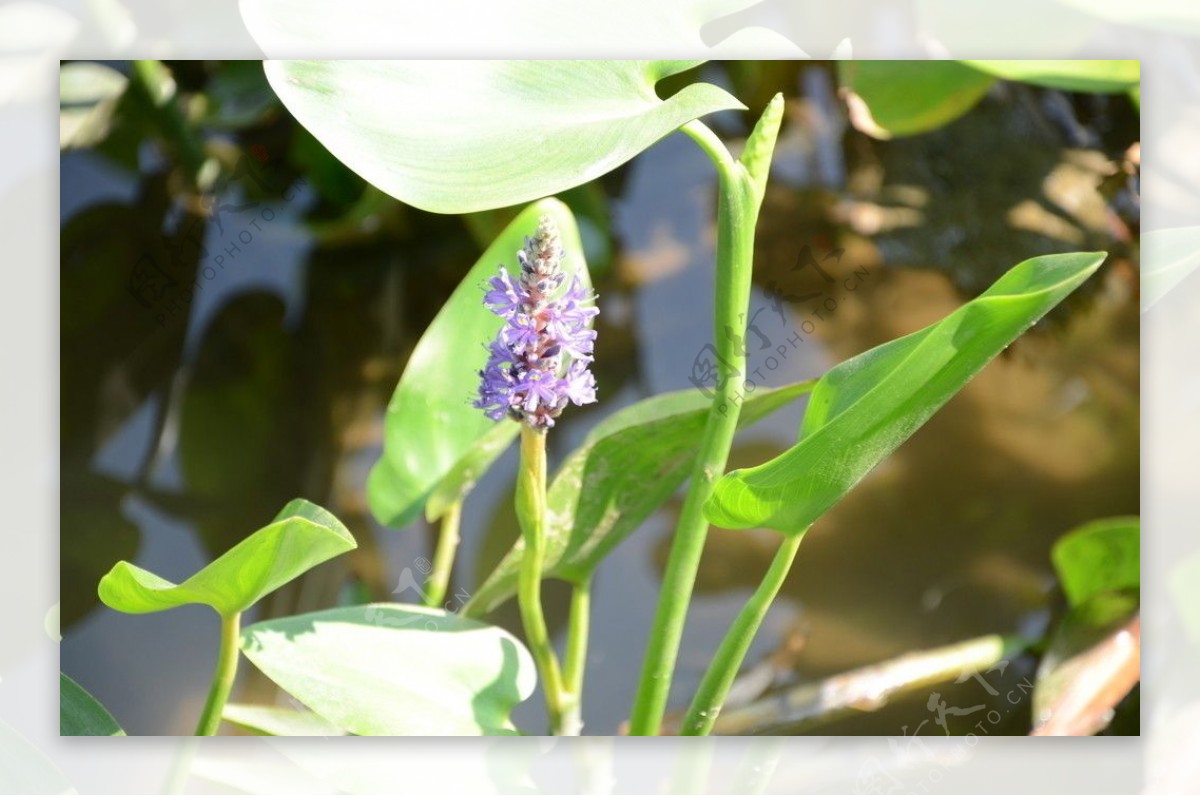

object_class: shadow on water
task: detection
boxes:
[59,60,1139,736]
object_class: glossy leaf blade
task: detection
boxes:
[98,499,356,616]
[465,381,814,616]
[963,60,1139,93]
[60,673,125,736]
[240,604,536,736]
[366,199,588,528]
[1052,517,1140,608]
[705,252,1106,534]
[262,60,744,213]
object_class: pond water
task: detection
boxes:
[59,61,1139,736]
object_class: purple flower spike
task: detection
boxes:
[474,216,598,428]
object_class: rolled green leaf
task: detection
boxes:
[97,499,356,617]
[705,252,1106,535]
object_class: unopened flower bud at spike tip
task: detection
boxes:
[474,216,598,429]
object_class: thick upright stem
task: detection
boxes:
[424,501,461,608]
[680,532,804,735]
[193,612,240,736]
[516,426,569,734]
[627,120,759,736]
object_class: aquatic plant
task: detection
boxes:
[78,58,1139,737]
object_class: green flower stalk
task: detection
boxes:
[478,217,597,734]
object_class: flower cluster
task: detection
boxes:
[475,216,598,428]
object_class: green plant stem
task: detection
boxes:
[627,120,758,736]
[564,576,591,696]
[424,501,461,608]
[559,575,592,734]
[516,425,570,734]
[680,532,804,735]
[194,612,241,736]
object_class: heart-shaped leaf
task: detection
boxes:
[839,60,996,139]
[367,199,590,528]
[705,252,1106,534]
[60,673,125,736]
[240,604,536,736]
[262,60,744,213]
[465,381,814,616]
[1052,517,1140,608]
[98,499,356,617]
[223,703,344,736]
[963,60,1139,93]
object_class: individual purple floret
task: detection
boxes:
[474,216,598,429]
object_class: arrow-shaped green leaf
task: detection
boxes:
[705,252,1106,535]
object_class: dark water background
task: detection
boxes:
[59,61,1140,736]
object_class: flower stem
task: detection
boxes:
[516,425,570,734]
[193,611,241,736]
[424,500,461,608]
[680,532,805,735]
[627,120,761,736]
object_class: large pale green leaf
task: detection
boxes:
[705,252,1106,534]
[465,382,814,616]
[1052,517,1140,608]
[262,60,744,213]
[240,604,535,736]
[367,199,589,528]
[839,60,996,139]
[223,703,344,736]
[963,60,1139,93]
[98,499,356,616]
[60,673,125,736]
